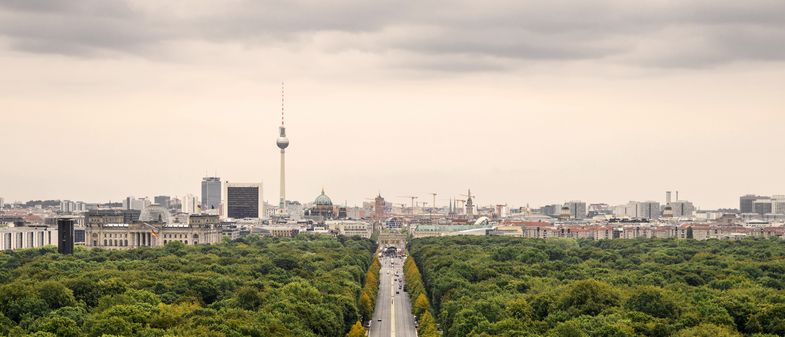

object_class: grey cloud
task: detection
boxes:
[0,0,783,69]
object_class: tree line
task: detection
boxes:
[349,254,381,337]
[408,236,785,337]
[0,235,377,337]
[403,255,440,337]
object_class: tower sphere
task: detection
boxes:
[277,126,289,149]
[277,136,289,149]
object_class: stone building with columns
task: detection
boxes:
[85,209,222,249]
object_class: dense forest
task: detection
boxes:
[0,235,376,337]
[409,236,785,337]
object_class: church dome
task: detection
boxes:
[315,189,333,206]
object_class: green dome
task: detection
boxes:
[315,189,333,206]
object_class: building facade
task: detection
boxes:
[1,224,58,251]
[740,194,762,214]
[669,200,695,217]
[201,177,222,212]
[85,214,222,249]
[154,196,171,209]
[753,199,773,215]
[326,220,372,239]
[224,182,264,219]
[637,201,661,219]
[566,201,587,219]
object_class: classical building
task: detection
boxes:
[1,224,58,251]
[85,213,222,249]
[326,220,372,239]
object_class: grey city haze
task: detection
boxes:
[1,0,784,209]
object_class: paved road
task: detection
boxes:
[369,256,418,337]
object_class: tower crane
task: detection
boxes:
[460,190,475,200]
[397,196,418,211]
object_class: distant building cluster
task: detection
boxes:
[3,97,784,252]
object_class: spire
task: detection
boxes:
[281,81,285,126]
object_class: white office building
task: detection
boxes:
[1,224,58,251]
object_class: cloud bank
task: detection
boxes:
[1,0,784,70]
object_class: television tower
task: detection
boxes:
[276,82,290,215]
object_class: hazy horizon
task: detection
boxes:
[2,0,784,209]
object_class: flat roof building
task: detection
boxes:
[223,182,264,219]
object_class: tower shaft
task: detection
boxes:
[279,149,286,210]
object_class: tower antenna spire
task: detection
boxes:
[281,81,285,126]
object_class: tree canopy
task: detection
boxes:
[0,235,376,337]
[408,236,785,337]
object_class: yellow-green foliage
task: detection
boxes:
[358,255,381,320]
[346,320,366,337]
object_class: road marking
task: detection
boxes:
[391,270,396,336]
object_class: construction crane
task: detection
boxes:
[397,196,418,210]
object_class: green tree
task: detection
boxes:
[235,286,263,310]
[675,324,742,337]
[507,297,533,321]
[557,280,620,316]
[28,316,84,337]
[624,286,680,319]
[37,281,77,310]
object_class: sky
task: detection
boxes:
[1,0,784,209]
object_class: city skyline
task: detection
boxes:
[2,1,784,209]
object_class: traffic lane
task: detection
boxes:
[394,261,417,337]
[397,290,415,337]
[369,261,392,337]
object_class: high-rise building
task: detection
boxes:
[154,196,171,209]
[0,197,4,209]
[224,182,264,219]
[123,197,150,211]
[181,194,199,214]
[612,203,634,217]
[565,201,587,219]
[740,194,762,214]
[637,201,661,219]
[201,177,222,211]
[540,204,561,216]
[276,83,290,216]
[753,199,773,215]
[773,196,785,215]
[741,194,785,215]
[669,200,695,217]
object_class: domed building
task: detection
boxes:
[305,189,334,220]
[138,204,171,224]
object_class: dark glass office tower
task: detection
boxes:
[226,183,263,219]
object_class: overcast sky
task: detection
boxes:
[1,0,784,209]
